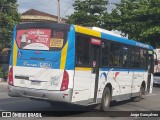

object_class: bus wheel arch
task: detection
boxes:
[100,83,112,111]
[105,83,112,96]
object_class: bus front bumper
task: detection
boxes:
[8,85,72,103]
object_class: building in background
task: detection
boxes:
[21,9,67,23]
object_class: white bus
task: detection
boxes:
[8,22,154,111]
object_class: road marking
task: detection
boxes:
[145,94,156,96]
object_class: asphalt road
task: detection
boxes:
[0,82,160,120]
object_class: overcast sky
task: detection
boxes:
[17,0,120,18]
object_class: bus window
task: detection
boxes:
[109,42,121,67]
[122,46,129,68]
[130,48,140,68]
[140,49,147,69]
[76,35,90,66]
[16,29,66,51]
[101,41,110,67]
[134,48,140,68]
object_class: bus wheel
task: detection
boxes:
[100,87,111,111]
[132,86,144,102]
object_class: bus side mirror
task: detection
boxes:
[155,60,158,65]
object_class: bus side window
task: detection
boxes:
[75,34,90,66]
[134,48,140,68]
[122,46,129,68]
[101,41,110,67]
[140,49,147,69]
[109,42,121,67]
[130,47,141,68]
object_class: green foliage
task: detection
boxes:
[0,67,4,78]
[0,67,2,72]
[104,0,160,48]
[0,0,21,51]
[67,0,160,48]
[67,0,109,28]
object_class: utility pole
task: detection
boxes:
[57,0,60,23]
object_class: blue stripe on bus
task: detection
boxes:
[9,25,17,66]
[16,50,61,69]
[16,59,61,69]
[100,68,146,72]
[65,25,75,70]
[101,33,153,50]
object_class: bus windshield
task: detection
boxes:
[16,28,66,51]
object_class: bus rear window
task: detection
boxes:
[16,29,66,51]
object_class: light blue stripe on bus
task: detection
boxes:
[101,33,153,50]
[9,25,17,66]
[100,68,146,72]
[65,25,75,70]
[16,50,61,69]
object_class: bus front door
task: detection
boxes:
[90,45,100,103]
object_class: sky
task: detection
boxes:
[17,0,120,18]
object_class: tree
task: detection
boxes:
[0,0,21,51]
[67,0,109,28]
[104,0,160,48]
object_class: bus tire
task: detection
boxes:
[132,86,144,102]
[100,87,111,111]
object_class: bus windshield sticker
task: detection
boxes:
[16,29,51,50]
[50,38,63,48]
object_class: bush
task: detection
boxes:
[4,72,8,79]
[0,72,4,78]
[0,68,4,78]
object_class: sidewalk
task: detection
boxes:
[0,79,7,86]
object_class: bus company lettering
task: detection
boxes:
[136,42,149,49]
[23,62,38,67]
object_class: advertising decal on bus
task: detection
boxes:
[50,31,64,48]
[16,29,51,50]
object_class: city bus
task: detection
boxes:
[8,22,154,111]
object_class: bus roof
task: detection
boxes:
[74,25,153,50]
